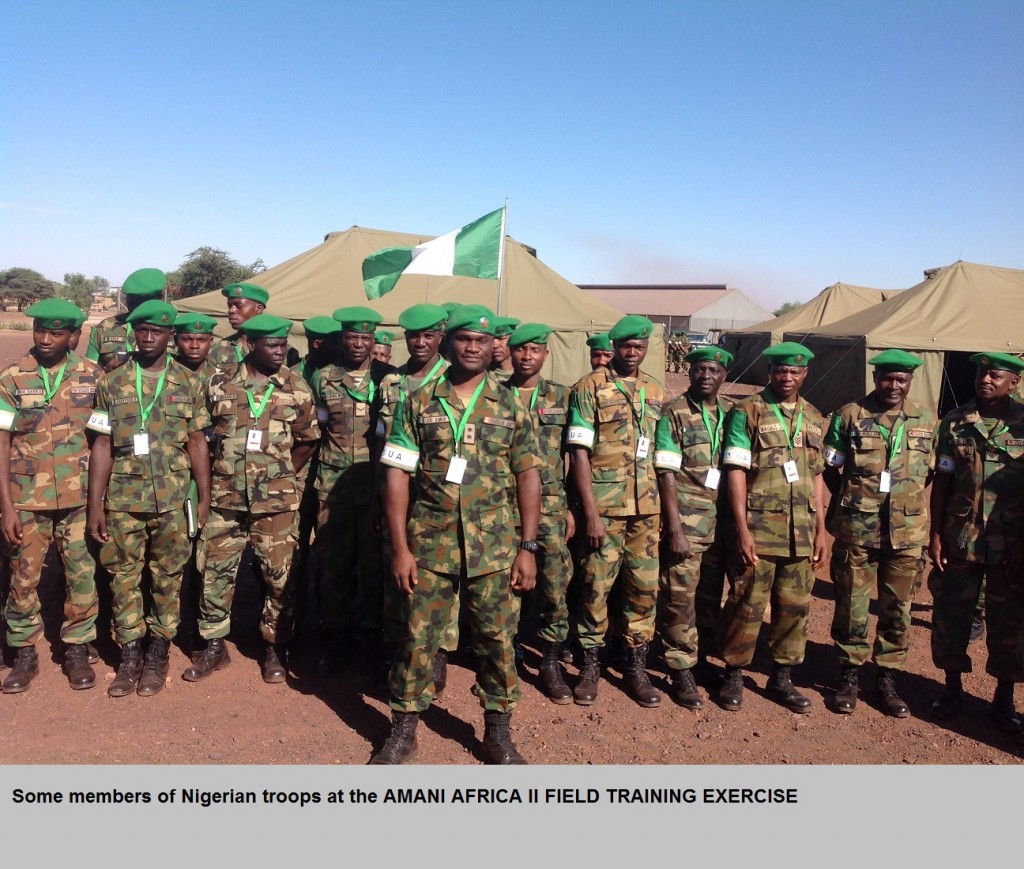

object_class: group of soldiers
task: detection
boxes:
[666,335,691,373]
[1,266,1023,765]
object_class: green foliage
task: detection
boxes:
[772,300,802,317]
[169,246,266,298]
[0,267,57,311]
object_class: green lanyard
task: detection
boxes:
[981,418,1010,450]
[767,394,803,457]
[513,385,539,412]
[346,374,376,405]
[698,398,724,458]
[412,357,446,390]
[38,360,68,405]
[246,382,275,424]
[134,358,169,431]
[438,378,487,457]
[125,324,134,353]
[234,342,245,362]
[615,380,646,430]
[876,420,906,469]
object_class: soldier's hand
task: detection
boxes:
[738,528,758,566]
[2,511,22,546]
[665,526,692,564]
[564,510,576,543]
[586,514,606,551]
[811,533,826,567]
[929,535,946,573]
[198,501,210,529]
[392,550,418,594]
[511,550,537,592]
[88,507,108,544]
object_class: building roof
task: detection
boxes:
[578,285,733,317]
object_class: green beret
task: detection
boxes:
[493,316,521,338]
[586,333,612,351]
[25,299,87,330]
[609,315,655,342]
[763,341,814,366]
[869,349,924,373]
[303,316,341,338]
[440,301,462,316]
[333,305,383,333]
[238,313,293,340]
[969,351,1024,375]
[374,330,395,346]
[126,300,177,328]
[444,304,497,335]
[122,268,167,298]
[399,303,448,332]
[221,282,270,305]
[508,323,552,348]
[174,312,218,334]
[685,346,733,368]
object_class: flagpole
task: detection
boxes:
[496,199,508,314]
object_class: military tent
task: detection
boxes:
[791,261,1024,415]
[721,282,898,387]
[178,226,663,386]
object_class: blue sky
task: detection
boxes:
[2,1,1021,309]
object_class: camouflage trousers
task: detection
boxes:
[721,555,813,668]
[830,540,921,669]
[510,512,572,644]
[197,508,299,644]
[100,510,190,644]
[314,499,384,635]
[658,541,727,670]
[929,559,1024,681]
[576,513,661,650]
[4,506,98,647]
[389,565,520,714]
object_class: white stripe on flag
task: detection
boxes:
[404,229,459,276]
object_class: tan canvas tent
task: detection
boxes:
[721,282,898,386]
[178,226,663,386]
[792,261,1024,415]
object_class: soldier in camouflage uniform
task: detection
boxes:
[207,282,301,371]
[87,300,211,698]
[567,314,664,708]
[488,317,519,383]
[718,342,826,713]
[0,300,100,692]
[173,312,219,382]
[85,267,166,373]
[293,317,341,387]
[586,333,613,370]
[928,351,1024,732]
[372,331,394,365]
[504,323,575,703]
[310,305,395,678]
[183,315,319,685]
[653,345,734,709]
[823,349,937,718]
[373,304,540,765]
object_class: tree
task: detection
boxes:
[772,300,802,317]
[0,267,57,311]
[60,273,93,311]
[170,247,266,298]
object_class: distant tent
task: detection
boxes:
[178,226,664,386]
[721,283,899,386]
[794,261,1024,415]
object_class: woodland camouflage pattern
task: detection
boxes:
[85,315,133,370]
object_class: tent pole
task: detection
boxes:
[496,199,508,314]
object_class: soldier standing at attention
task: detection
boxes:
[294,317,341,386]
[567,315,664,708]
[375,304,540,765]
[310,305,395,678]
[173,313,219,381]
[372,331,394,365]
[206,282,268,370]
[86,268,166,373]
[718,342,826,713]
[505,323,575,703]
[0,300,101,693]
[929,352,1024,732]
[586,333,613,370]
[488,317,520,383]
[87,301,211,697]
[653,346,734,709]
[183,315,318,684]
[823,350,936,717]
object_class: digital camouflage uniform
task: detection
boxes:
[653,392,733,669]
[85,314,134,371]
[88,358,210,644]
[721,389,825,667]
[567,366,663,650]
[380,372,539,713]
[0,351,101,647]
[824,394,937,669]
[206,333,247,372]
[931,398,1024,681]
[199,362,318,643]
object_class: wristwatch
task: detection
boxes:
[518,539,539,553]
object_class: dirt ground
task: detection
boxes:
[0,326,1020,766]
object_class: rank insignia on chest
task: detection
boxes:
[793,432,803,448]
[463,423,476,445]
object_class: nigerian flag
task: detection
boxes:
[362,207,505,300]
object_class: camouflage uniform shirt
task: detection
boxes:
[376,356,450,441]
[85,314,132,370]
[504,377,569,516]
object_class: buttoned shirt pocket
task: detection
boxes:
[755,427,790,468]
[8,456,36,503]
[840,491,882,515]
[906,431,933,477]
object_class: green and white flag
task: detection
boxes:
[362,207,505,300]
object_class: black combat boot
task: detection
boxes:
[623,642,661,708]
[969,614,985,644]
[831,664,859,713]
[315,629,349,677]
[539,641,572,705]
[930,671,964,719]
[767,664,812,713]
[262,643,288,684]
[431,650,448,696]
[63,643,96,690]
[137,636,170,697]
[876,668,910,718]
[992,681,1021,732]
[718,666,744,711]
[573,647,601,705]
[108,639,144,698]
[369,712,420,765]
[2,645,39,694]
[669,668,703,710]
[482,711,527,765]
[182,637,230,682]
